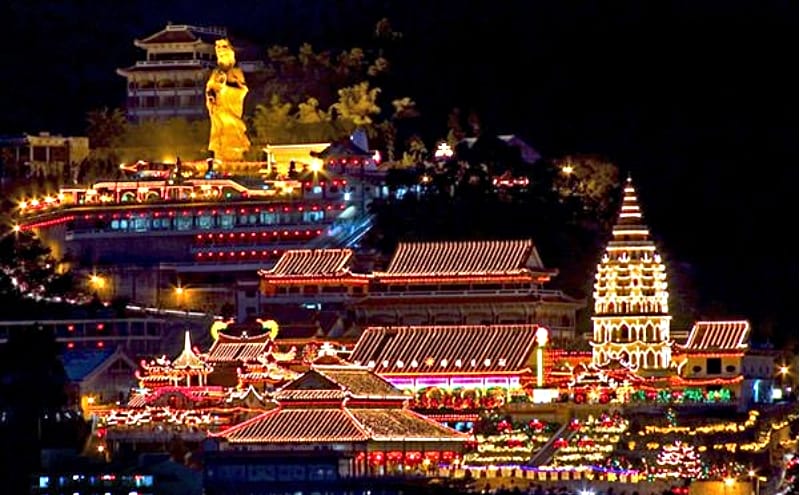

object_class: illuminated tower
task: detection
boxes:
[590,176,671,372]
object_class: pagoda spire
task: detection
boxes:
[172,331,207,372]
[590,176,672,372]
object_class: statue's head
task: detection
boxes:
[215,39,236,70]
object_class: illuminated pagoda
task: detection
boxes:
[672,320,750,399]
[209,363,469,479]
[590,176,672,373]
[350,324,550,423]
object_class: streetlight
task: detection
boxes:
[89,274,105,290]
[778,364,790,394]
[723,476,735,495]
[748,469,762,495]
[561,164,574,175]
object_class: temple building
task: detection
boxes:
[206,362,469,492]
[257,239,584,340]
[590,177,672,373]
[672,320,750,399]
[350,324,549,427]
[117,23,262,122]
[351,324,543,393]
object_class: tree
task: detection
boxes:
[252,94,294,145]
[0,325,88,493]
[331,81,382,128]
[86,107,127,149]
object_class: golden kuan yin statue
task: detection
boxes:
[206,39,250,162]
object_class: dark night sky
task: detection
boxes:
[1,1,797,345]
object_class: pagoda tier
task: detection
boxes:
[590,177,672,372]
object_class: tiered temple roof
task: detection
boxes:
[351,325,540,375]
[206,331,275,363]
[134,24,227,46]
[215,365,468,446]
[679,320,750,353]
[374,239,555,284]
[258,248,368,286]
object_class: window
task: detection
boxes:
[197,215,213,229]
[133,217,149,232]
[725,365,736,373]
[219,215,234,229]
[176,216,192,231]
[706,358,722,375]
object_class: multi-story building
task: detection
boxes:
[17,175,358,312]
[117,23,263,122]
[0,132,89,179]
[589,177,672,373]
[253,240,585,340]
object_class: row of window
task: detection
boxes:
[128,95,203,108]
[82,211,327,233]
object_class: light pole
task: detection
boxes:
[535,326,549,388]
[723,476,735,495]
[747,469,762,495]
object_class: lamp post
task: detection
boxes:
[723,476,735,495]
[535,326,549,388]
[747,469,762,495]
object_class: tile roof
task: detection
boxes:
[261,249,354,277]
[313,366,406,397]
[61,348,116,381]
[350,325,541,374]
[312,140,373,159]
[216,404,468,444]
[217,408,369,443]
[376,239,544,278]
[276,367,406,399]
[136,25,227,45]
[682,320,750,351]
[207,332,273,363]
[350,408,468,440]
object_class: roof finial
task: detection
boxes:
[626,172,633,183]
[184,330,193,352]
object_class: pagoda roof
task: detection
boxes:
[274,366,406,402]
[259,249,356,278]
[62,347,136,383]
[311,139,372,159]
[206,331,273,363]
[172,331,206,370]
[375,239,550,279]
[680,320,750,352]
[350,324,541,374]
[135,24,227,46]
[610,176,653,233]
[217,406,467,444]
